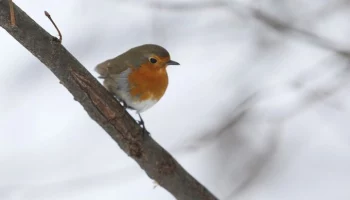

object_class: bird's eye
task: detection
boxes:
[149,57,157,64]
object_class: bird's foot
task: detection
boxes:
[116,99,126,109]
[137,113,149,137]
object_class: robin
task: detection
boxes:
[95,44,180,133]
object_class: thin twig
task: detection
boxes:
[8,0,15,26]
[44,11,62,42]
[251,9,350,56]
[151,1,350,56]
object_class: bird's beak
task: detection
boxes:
[167,60,180,65]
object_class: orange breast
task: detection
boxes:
[128,64,169,101]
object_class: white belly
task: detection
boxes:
[118,91,158,112]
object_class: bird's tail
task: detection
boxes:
[94,59,110,78]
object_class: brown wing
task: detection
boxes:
[94,56,129,78]
[95,46,148,78]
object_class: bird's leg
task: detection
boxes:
[117,99,129,110]
[113,97,148,137]
[137,112,148,136]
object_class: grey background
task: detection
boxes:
[1,0,350,199]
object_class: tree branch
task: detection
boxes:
[0,1,217,200]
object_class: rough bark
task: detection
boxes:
[0,1,218,200]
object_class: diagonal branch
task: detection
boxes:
[0,1,217,200]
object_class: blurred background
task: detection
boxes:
[1,0,350,199]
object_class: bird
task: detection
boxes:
[95,44,180,133]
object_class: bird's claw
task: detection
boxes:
[137,114,149,137]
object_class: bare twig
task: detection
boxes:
[8,0,14,26]
[150,1,226,10]
[175,93,257,153]
[285,59,350,120]
[0,2,217,200]
[151,1,350,56]
[44,11,62,42]
[251,9,350,56]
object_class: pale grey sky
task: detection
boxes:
[1,0,350,199]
